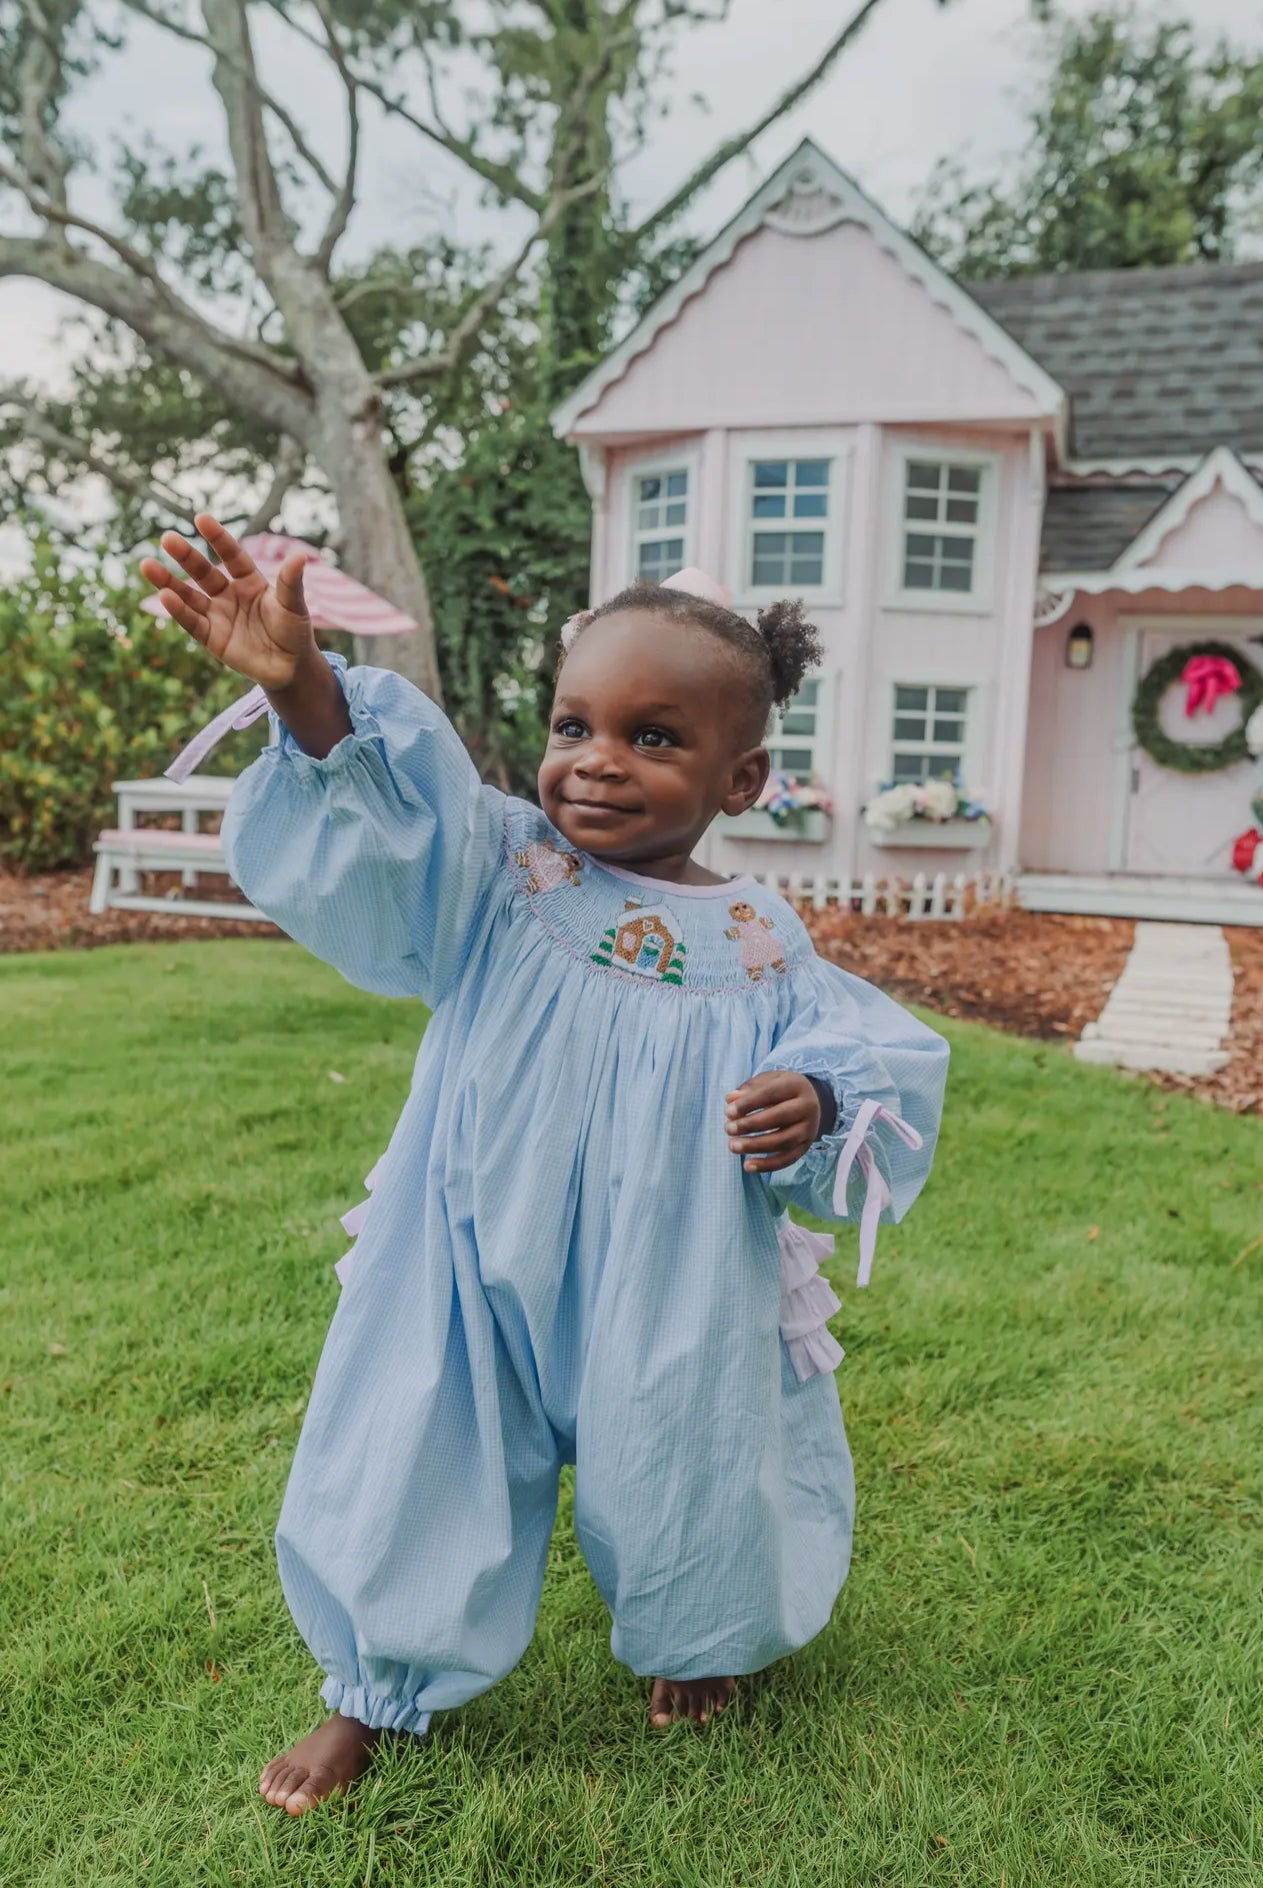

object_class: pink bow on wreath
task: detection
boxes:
[1181,654,1241,717]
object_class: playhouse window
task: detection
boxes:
[633,468,689,583]
[889,684,967,784]
[900,460,984,594]
[748,459,830,589]
[767,678,824,783]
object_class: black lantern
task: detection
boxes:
[1065,622,1094,670]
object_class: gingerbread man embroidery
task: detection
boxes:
[515,841,583,896]
[725,901,787,982]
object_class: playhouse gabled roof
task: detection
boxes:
[550,139,1067,440]
[1040,446,1263,594]
[1111,445,1263,571]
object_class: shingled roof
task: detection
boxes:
[1038,485,1174,573]
[973,262,1263,461]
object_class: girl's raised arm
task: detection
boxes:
[140,515,352,758]
[142,516,501,1008]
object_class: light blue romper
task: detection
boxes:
[221,657,949,1733]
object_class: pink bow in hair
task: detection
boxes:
[1181,654,1241,717]
[558,609,594,653]
[557,567,732,654]
[662,566,733,608]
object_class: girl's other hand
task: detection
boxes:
[725,1071,821,1173]
[139,513,317,692]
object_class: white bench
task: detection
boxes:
[113,774,237,891]
[90,827,269,921]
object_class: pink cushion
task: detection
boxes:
[95,828,225,855]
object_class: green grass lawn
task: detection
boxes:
[2,941,1260,1888]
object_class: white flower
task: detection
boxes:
[917,777,959,822]
[1246,702,1263,759]
[863,783,919,832]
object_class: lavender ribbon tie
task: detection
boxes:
[832,1099,923,1287]
[164,683,271,783]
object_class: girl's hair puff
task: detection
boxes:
[751,597,823,711]
[558,583,823,739]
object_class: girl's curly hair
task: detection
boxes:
[560,583,823,739]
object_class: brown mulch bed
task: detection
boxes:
[805,907,1135,1043]
[3,869,1260,1114]
[0,866,281,953]
[806,907,1262,1116]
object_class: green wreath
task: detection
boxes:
[1131,640,1263,774]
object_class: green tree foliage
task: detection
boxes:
[912,6,1263,279]
[0,535,248,871]
[412,401,592,793]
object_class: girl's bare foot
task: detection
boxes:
[259,1713,381,1815]
[649,1675,735,1727]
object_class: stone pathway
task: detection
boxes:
[1075,921,1234,1078]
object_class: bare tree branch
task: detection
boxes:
[2,388,198,525]
[631,0,887,246]
[121,0,340,199]
[262,0,548,216]
[0,156,190,296]
[198,0,375,405]
[0,154,310,388]
[200,0,295,273]
[310,0,359,273]
[374,175,604,390]
[0,231,317,438]
[236,432,306,533]
[16,0,70,211]
[362,72,546,213]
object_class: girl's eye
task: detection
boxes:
[636,727,676,750]
[554,717,587,739]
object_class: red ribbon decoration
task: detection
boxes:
[1231,828,1262,876]
[1181,654,1242,717]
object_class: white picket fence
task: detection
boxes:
[752,869,1014,921]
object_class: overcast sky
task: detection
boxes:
[5,0,1262,392]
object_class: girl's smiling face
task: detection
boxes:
[539,610,769,873]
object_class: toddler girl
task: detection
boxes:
[142,517,948,1815]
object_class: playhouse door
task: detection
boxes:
[1124,627,1259,876]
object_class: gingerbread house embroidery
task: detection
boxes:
[592,898,686,986]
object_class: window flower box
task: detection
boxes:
[725,771,833,842]
[724,807,831,843]
[863,779,992,850]
[871,816,992,851]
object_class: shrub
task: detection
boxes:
[0,534,247,872]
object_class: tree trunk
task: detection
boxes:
[327,408,439,694]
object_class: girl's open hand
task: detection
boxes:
[139,513,317,692]
[726,1071,821,1173]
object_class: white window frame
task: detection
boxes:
[729,433,851,607]
[886,442,1000,614]
[884,677,988,792]
[627,458,694,585]
[765,667,838,787]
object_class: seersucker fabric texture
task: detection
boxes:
[221,654,949,1733]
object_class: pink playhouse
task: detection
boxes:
[551,140,1263,924]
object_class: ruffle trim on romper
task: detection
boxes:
[777,1220,844,1384]
[320,1675,432,1735]
[335,1159,384,1284]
